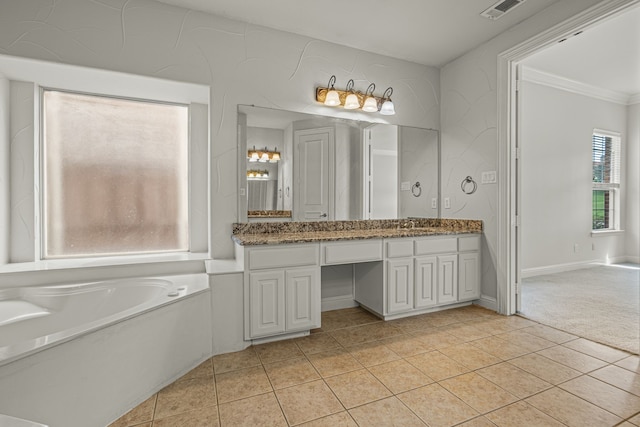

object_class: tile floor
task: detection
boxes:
[109,305,640,427]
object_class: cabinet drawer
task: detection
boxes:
[248,245,319,270]
[386,240,414,258]
[458,236,481,252]
[322,240,383,265]
[414,237,457,255]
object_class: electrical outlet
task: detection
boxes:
[431,198,437,209]
[239,188,246,196]
[401,181,411,191]
[444,197,451,209]
[481,171,497,184]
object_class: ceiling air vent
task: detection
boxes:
[481,0,527,20]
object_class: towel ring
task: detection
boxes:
[411,182,422,197]
[461,176,477,195]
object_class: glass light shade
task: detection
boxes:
[249,150,259,162]
[362,96,378,112]
[259,152,269,162]
[344,93,360,109]
[269,151,281,162]
[379,100,396,115]
[324,89,341,106]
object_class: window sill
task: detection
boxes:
[591,230,625,237]
[0,252,211,275]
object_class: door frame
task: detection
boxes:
[496,0,639,314]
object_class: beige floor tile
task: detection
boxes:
[254,339,304,364]
[519,324,578,344]
[294,332,341,355]
[485,401,564,427]
[380,334,431,357]
[348,396,427,427]
[471,335,531,360]
[176,359,214,382]
[456,416,497,427]
[620,422,638,427]
[497,330,555,353]
[559,375,640,418]
[153,405,219,427]
[562,338,631,363]
[476,362,552,398]
[440,372,518,414]
[263,356,321,390]
[218,392,287,427]
[212,347,260,374]
[591,365,640,397]
[215,366,272,404]
[617,356,640,373]
[325,369,392,409]
[307,347,363,378]
[368,359,434,394]
[109,394,157,427]
[509,353,582,384]
[297,411,358,427]
[345,340,401,367]
[438,343,502,370]
[398,383,478,427]
[275,380,344,426]
[525,387,622,427]
[406,350,470,381]
[412,330,464,349]
[442,324,493,342]
[628,412,640,426]
[537,345,608,373]
[500,315,538,330]
[473,318,519,335]
[155,377,216,420]
[330,322,402,346]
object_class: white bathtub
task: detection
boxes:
[0,274,208,366]
[0,273,213,427]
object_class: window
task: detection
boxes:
[42,90,189,258]
[592,130,621,231]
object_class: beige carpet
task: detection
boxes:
[520,264,640,354]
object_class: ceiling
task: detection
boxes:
[155,0,639,96]
[155,0,560,67]
[522,5,640,96]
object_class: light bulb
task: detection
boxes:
[344,93,359,109]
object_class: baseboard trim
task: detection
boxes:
[321,295,358,312]
[521,260,600,278]
[476,295,497,312]
[608,255,640,264]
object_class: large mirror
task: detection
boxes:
[238,105,439,222]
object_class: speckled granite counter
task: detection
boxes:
[247,210,292,218]
[232,218,482,246]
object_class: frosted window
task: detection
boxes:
[43,90,189,258]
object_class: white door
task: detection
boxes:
[364,125,398,219]
[294,128,333,220]
[249,270,285,338]
[285,267,321,331]
[386,258,414,314]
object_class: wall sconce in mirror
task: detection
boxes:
[247,146,281,163]
[247,169,269,179]
[315,75,396,115]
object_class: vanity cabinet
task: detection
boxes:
[243,244,321,340]
[359,235,481,319]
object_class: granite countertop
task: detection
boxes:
[232,218,482,246]
[247,210,292,218]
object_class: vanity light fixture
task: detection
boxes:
[247,169,269,179]
[248,146,260,162]
[315,76,395,115]
[324,75,341,106]
[379,87,396,116]
[248,146,281,163]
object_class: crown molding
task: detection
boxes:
[521,66,633,105]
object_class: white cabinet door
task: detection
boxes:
[249,270,286,338]
[387,258,414,314]
[285,267,321,331]
[437,254,458,304]
[458,252,481,301]
[414,256,437,308]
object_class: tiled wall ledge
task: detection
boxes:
[232,218,482,245]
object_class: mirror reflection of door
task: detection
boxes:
[294,127,334,221]
[364,124,398,219]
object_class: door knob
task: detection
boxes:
[320,213,327,218]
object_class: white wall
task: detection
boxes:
[0,75,9,264]
[520,81,628,271]
[627,103,640,262]
[0,0,440,259]
[440,0,604,301]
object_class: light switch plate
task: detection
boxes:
[431,198,437,209]
[481,171,497,184]
[401,181,411,191]
[444,197,451,209]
